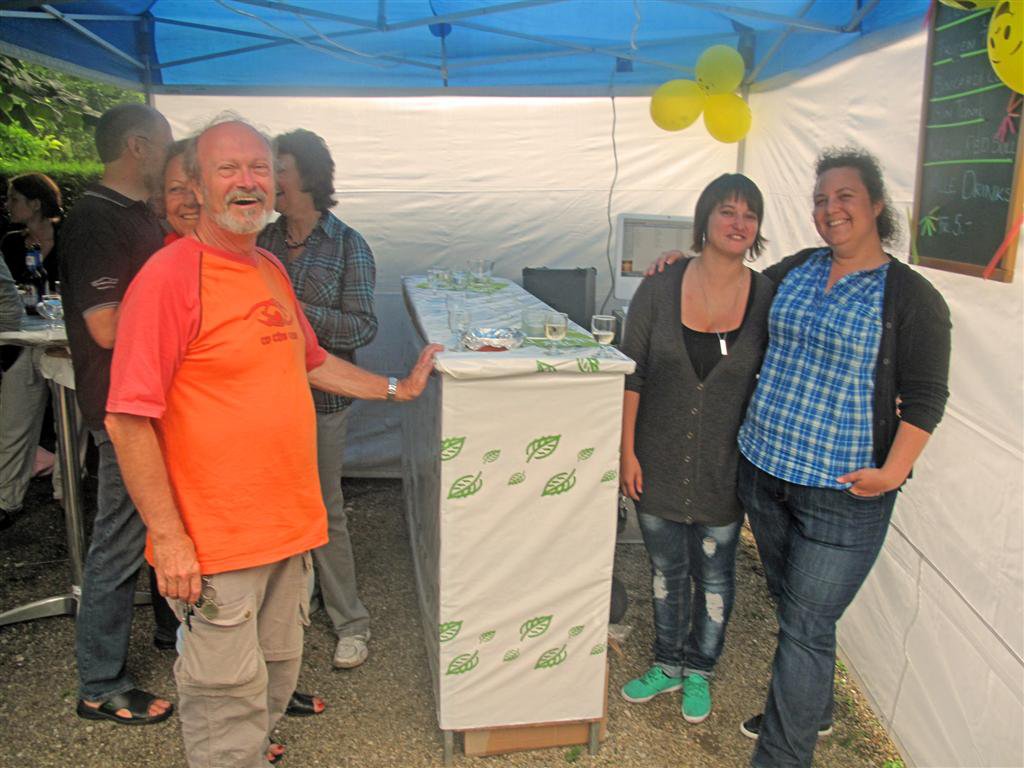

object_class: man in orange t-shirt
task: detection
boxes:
[105,118,440,767]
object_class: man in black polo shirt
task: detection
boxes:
[60,103,175,725]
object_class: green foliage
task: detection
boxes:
[0,122,63,162]
[0,55,143,163]
[882,760,905,768]
[564,745,582,763]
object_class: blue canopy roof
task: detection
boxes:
[0,1,929,94]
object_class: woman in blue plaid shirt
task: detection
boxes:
[736,148,951,768]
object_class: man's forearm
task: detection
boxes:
[105,412,202,602]
[308,343,442,403]
[104,412,186,540]
[307,354,393,400]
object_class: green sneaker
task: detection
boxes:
[681,674,711,723]
[621,666,683,703]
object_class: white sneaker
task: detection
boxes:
[333,632,370,669]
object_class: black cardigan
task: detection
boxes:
[764,248,952,470]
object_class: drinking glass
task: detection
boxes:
[544,311,568,352]
[450,270,469,294]
[591,315,616,345]
[427,267,449,290]
[36,294,63,331]
[521,308,547,338]
[448,304,471,343]
[468,258,495,286]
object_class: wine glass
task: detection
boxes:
[36,294,63,332]
[591,315,616,345]
[544,311,568,353]
[468,258,495,287]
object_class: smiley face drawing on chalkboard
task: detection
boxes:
[988,0,1023,93]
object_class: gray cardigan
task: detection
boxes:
[622,259,773,526]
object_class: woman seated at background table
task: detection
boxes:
[618,173,773,724]
[0,173,65,526]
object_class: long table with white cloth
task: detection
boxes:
[0,317,84,626]
[399,276,634,756]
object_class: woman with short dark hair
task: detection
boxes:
[619,173,774,724]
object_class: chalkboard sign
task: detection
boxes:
[913,4,1022,282]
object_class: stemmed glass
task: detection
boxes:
[544,311,568,353]
[36,294,63,333]
[590,315,616,345]
[468,258,495,288]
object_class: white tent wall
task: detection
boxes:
[747,31,1024,768]
[155,92,738,476]
[155,29,1024,762]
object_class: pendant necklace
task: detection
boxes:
[696,260,744,356]
[285,232,310,249]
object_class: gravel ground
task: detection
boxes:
[0,475,904,768]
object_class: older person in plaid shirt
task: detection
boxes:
[258,129,378,671]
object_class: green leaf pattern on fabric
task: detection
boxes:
[526,435,560,462]
[568,624,584,638]
[519,615,553,641]
[600,470,617,483]
[542,469,576,497]
[446,650,480,676]
[440,437,465,462]
[482,449,501,464]
[589,643,606,656]
[439,620,463,643]
[479,630,496,643]
[577,448,594,461]
[448,472,483,499]
[535,360,557,373]
[535,645,568,669]
[508,471,526,485]
[503,649,520,662]
[576,357,600,373]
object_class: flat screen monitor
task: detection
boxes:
[614,213,694,302]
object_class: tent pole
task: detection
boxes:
[737,83,749,175]
[39,3,145,71]
[140,14,154,105]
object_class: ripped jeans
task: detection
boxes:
[637,512,740,679]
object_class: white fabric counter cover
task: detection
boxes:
[401,276,633,731]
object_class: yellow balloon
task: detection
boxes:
[650,79,706,131]
[695,45,745,94]
[703,93,752,143]
[989,0,1024,94]
[939,0,997,9]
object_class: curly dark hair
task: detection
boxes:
[8,173,62,219]
[815,146,898,244]
[273,129,337,213]
[691,173,767,258]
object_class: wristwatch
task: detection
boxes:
[386,376,398,401]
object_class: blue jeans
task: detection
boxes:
[75,429,148,701]
[738,457,896,768]
[637,512,740,679]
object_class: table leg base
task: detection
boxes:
[0,592,78,627]
[443,730,454,766]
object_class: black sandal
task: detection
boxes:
[285,690,325,717]
[76,688,174,726]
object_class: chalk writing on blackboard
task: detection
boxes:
[913,5,1021,282]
